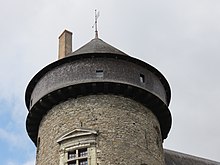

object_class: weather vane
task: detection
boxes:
[93,9,100,38]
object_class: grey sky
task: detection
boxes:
[0,0,220,164]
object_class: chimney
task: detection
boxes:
[58,30,73,59]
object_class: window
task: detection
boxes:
[96,70,103,78]
[79,148,87,157]
[57,128,97,165]
[68,151,76,159]
[67,148,88,165]
[68,160,76,165]
[140,74,145,83]
[79,159,88,165]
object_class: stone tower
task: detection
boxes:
[25,30,172,165]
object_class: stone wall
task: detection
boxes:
[37,95,165,165]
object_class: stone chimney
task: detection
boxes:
[58,30,72,59]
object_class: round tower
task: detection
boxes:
[25,30,171,165]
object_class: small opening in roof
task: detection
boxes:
[140,74,145,83]
[96,69,104,78]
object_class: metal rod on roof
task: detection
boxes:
[94,9,100,38]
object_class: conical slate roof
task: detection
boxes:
[68,38,127,56]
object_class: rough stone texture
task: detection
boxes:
[37,95,165,165]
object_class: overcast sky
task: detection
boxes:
[0,0,220,164]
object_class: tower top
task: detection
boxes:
[25,30,171,145]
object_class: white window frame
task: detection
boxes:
[57,128,98,165]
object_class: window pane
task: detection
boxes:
[79,148,87,157]
[68,151,76,159]
[79,159,88,165]
[68,160,76,165]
